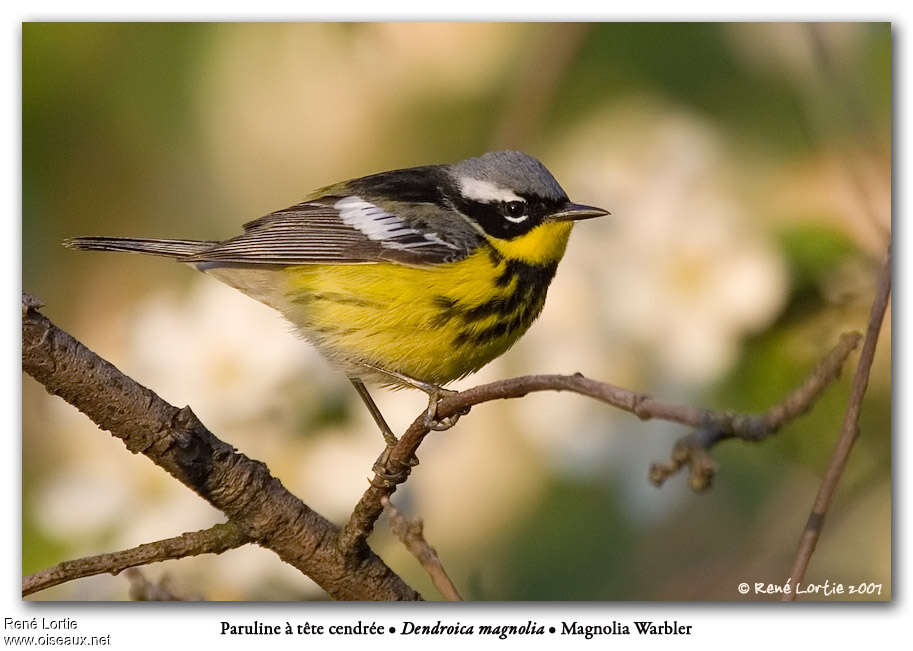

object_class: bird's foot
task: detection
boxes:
[422,387,470,432]
[371,446,419,487]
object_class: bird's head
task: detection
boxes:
[446,151,608,241]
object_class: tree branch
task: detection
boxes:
[382,497,462,601]
[649,330,863,491]
[23,522,248,597]
[339,330,862,551]
[784,247,891,600]
[21,294,421,601]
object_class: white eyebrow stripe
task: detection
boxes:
[334,196,460,251]
[458,177,525,204]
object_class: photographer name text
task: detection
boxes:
[738,579,883,597]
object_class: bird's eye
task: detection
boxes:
[503,200,527,222]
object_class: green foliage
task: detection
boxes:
[484,478,635,600]
[550,23,811,151]
[778,222,859,291]
[21,507,67,577]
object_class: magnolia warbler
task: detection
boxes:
[66,151,608,446]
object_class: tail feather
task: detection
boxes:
[64,236,218,259]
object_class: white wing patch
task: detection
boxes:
[458,177,525,203]
[335,196,406,240]
[334,196,459,251]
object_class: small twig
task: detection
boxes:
[339,331,862,551]
[382,497,462,601]
[784,247,891,600]
[124,568,198,601]
[649,426,723,492]
[649,331,863,491]
[23,522,248,597]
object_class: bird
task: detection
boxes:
[65,150,608,457]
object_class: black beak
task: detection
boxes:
[549,202,610,222]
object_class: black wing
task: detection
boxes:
[182,196,475,266]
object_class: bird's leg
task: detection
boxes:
[349,377,397,446]
[348,377,413,484]
[359,365,470,432]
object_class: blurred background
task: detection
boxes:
[22,22,891,601]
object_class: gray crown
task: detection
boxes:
[449,151,568,202]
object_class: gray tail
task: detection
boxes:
[64,236,218,259]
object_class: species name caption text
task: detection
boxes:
[219,620,693,639]
[3,618,111,647]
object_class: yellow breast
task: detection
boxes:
[274,221,574,385]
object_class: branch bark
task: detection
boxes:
[649,331,862,491]
[784,247,891,600]
[22,294,421,601]
[22,522,248,597]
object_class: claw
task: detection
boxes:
[421,388,469,432]
[371,446,413,486]
[428,413,460,431]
